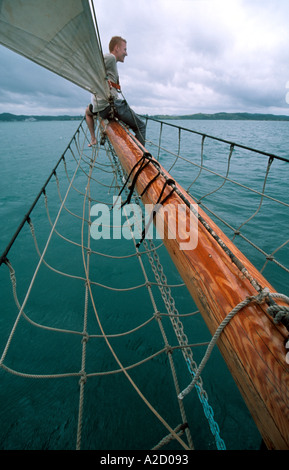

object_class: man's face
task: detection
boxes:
[115,41,128,62]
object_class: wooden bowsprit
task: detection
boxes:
[101,118,289,450]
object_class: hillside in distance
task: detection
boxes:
[2,111,289,122]
[0,113,83,122]
[149,112,289,121]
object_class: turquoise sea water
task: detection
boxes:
[0,118,288,450]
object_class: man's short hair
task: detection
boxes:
[109,36,127,52]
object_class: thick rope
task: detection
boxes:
[267,293,289,326]
[178,288,288,400]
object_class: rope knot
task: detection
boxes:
[82,333,89,344]
[266,255,274,261]
[165,345,173,355]
[267,304,289,325]
[154,311,162,321]
[79,372,87,386]
[248,287,270,305]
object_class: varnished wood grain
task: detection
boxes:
[102,120,289,449]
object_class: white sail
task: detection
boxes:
[0,0,109,100]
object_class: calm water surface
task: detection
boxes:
[0,118,288,450]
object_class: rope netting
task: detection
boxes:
[1,115,288,450]
[144,117,289,289]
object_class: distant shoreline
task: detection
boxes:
[0,113,83,122]
[148,112,289,121]
[1,111,289,122]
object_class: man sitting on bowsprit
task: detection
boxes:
[85,36,146,147]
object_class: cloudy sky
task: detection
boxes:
[1,0,289,116]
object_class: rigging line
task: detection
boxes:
[136,179,176,249]
[54,173,91,224]
[77,143,97,451]
[111,131,264,297]
[80,154,191,452]
[178,288,289,401]
[159,310,200,318]
[146,116,289,164]
[157,121,163,161]
[87,317,204,338]
[63,156,116,200]
[27,230,155,290]
[118,89,147,146]
[69,126,117,187]
[7,250,184,345]
[140,233,216,449]
[0,363,81,380]
[65,342,210,378]
[197,143,234,203]
[89,0,115,104]
[46,192,166,258]
[99,123,220,448]
[68,145,118,189]
[110,151,194,448]
[186,135,206,191]
[92,137,193,447]
[131,151,264,295]
[0,118,85,266]
[260,239,289,274]
[106,148,186,281]
[27,219,185,292]
[45,193,166,258]
[0,138,87,367]
[86,348,184,377]
[232,156,274,240]
[5,254,199,345]
[144,134,285,327]
[148,139,289,208]
[89,316,156,338]
[107,121,286,326]
[111,152,184,294]
[96,141,168,253]
[165,128,182,174]
[89,0,106,75]
[28,218,88,283]
[196,200,289,274]
[119,153,158,207]
[5,259,85,338]
[152,424,189,451]
[177,187,263,293]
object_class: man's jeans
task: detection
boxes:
[100,99,146,146]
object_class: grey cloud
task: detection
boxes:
[1,0,289,116]
[0,46,89,114]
